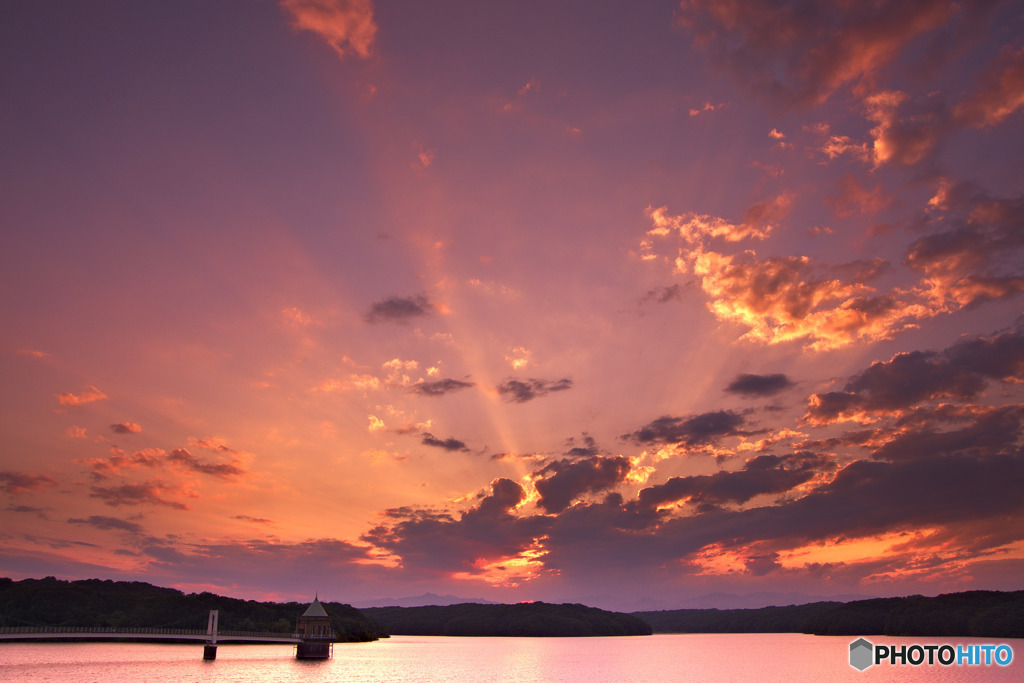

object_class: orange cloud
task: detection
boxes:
[818,134,871,162]
[865,90,946,167]
[382,358,420,386]
[905,181,1024,311]
[645,183,1024,350]
[281,306,312,326]
[692,248,910,350]
[506,346,530,370]
[280,0,377,60]
[954,46,1024,128]
[414,142,437,168]
[646,195,789,244]
[689,101,724,116]
[826,174,893,217]
[517,77,539,96]
[312,373,383,393]
[55,386,107,407]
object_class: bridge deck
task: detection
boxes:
[0,627,301,644]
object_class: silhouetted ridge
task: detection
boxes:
[633,590,1024,638]
[361,602,652,637]
[0,576,385,641]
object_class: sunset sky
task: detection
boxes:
[3,0,1024,611]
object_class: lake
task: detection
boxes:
[0,634,1020,681]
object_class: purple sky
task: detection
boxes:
[2,0,1024,610]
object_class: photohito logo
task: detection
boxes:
[849,638,1014,671]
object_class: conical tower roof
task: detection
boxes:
[302,596,328,618]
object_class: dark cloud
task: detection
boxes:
[421,433,469,452]
[905,182,1024,306]
[642,283,687,304]
[381,505,453,523]
[231,515,274,525]
[67,515,144,534]
[363,294,432,324]
[635,452,829,513]
[0,470,58,494]
[188,438,239,455]
[362,478,549,574]
[6,505,49,518]
[168,448,245,479]
[953,45,1024,128]
[869,405,1024,462]
[764,452,1024,545]
[535,451,1024,590]
[807,326,1024,422]
[477,477,527,517]
[27,535,99,550]
[725,373,794,397]
[622,410,744,446]
[410,378,475,397]
[675,0,986,106]
[77,448,245,481]
[496,377,573,403]
[110,422,142,434]
[534,456,632,513]
[88,481,190,510]
[745,552,783,577]
[564,433,599,458]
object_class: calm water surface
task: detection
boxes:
[1,634,1020,682]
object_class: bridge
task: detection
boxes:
[0,607,330,660]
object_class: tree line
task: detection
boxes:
[632,590,1024,637]
[0,577,385,642]
[361,602,653,637]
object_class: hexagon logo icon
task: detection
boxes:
[849,638,874,671]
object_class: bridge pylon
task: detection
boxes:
[203,610,218,660]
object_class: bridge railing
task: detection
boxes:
[0,626,203,635]
[217,630,302,639]
[0,626,301,639]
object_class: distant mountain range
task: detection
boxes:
[562,591,874,612]
[352,593,498,608]
[352,591,873,611]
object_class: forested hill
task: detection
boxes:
[0,577,385,642]
[634,590,1024,638]
[361,602,653,637]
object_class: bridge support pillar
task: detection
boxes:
[203,609,219,660]
[296,639,332,659]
